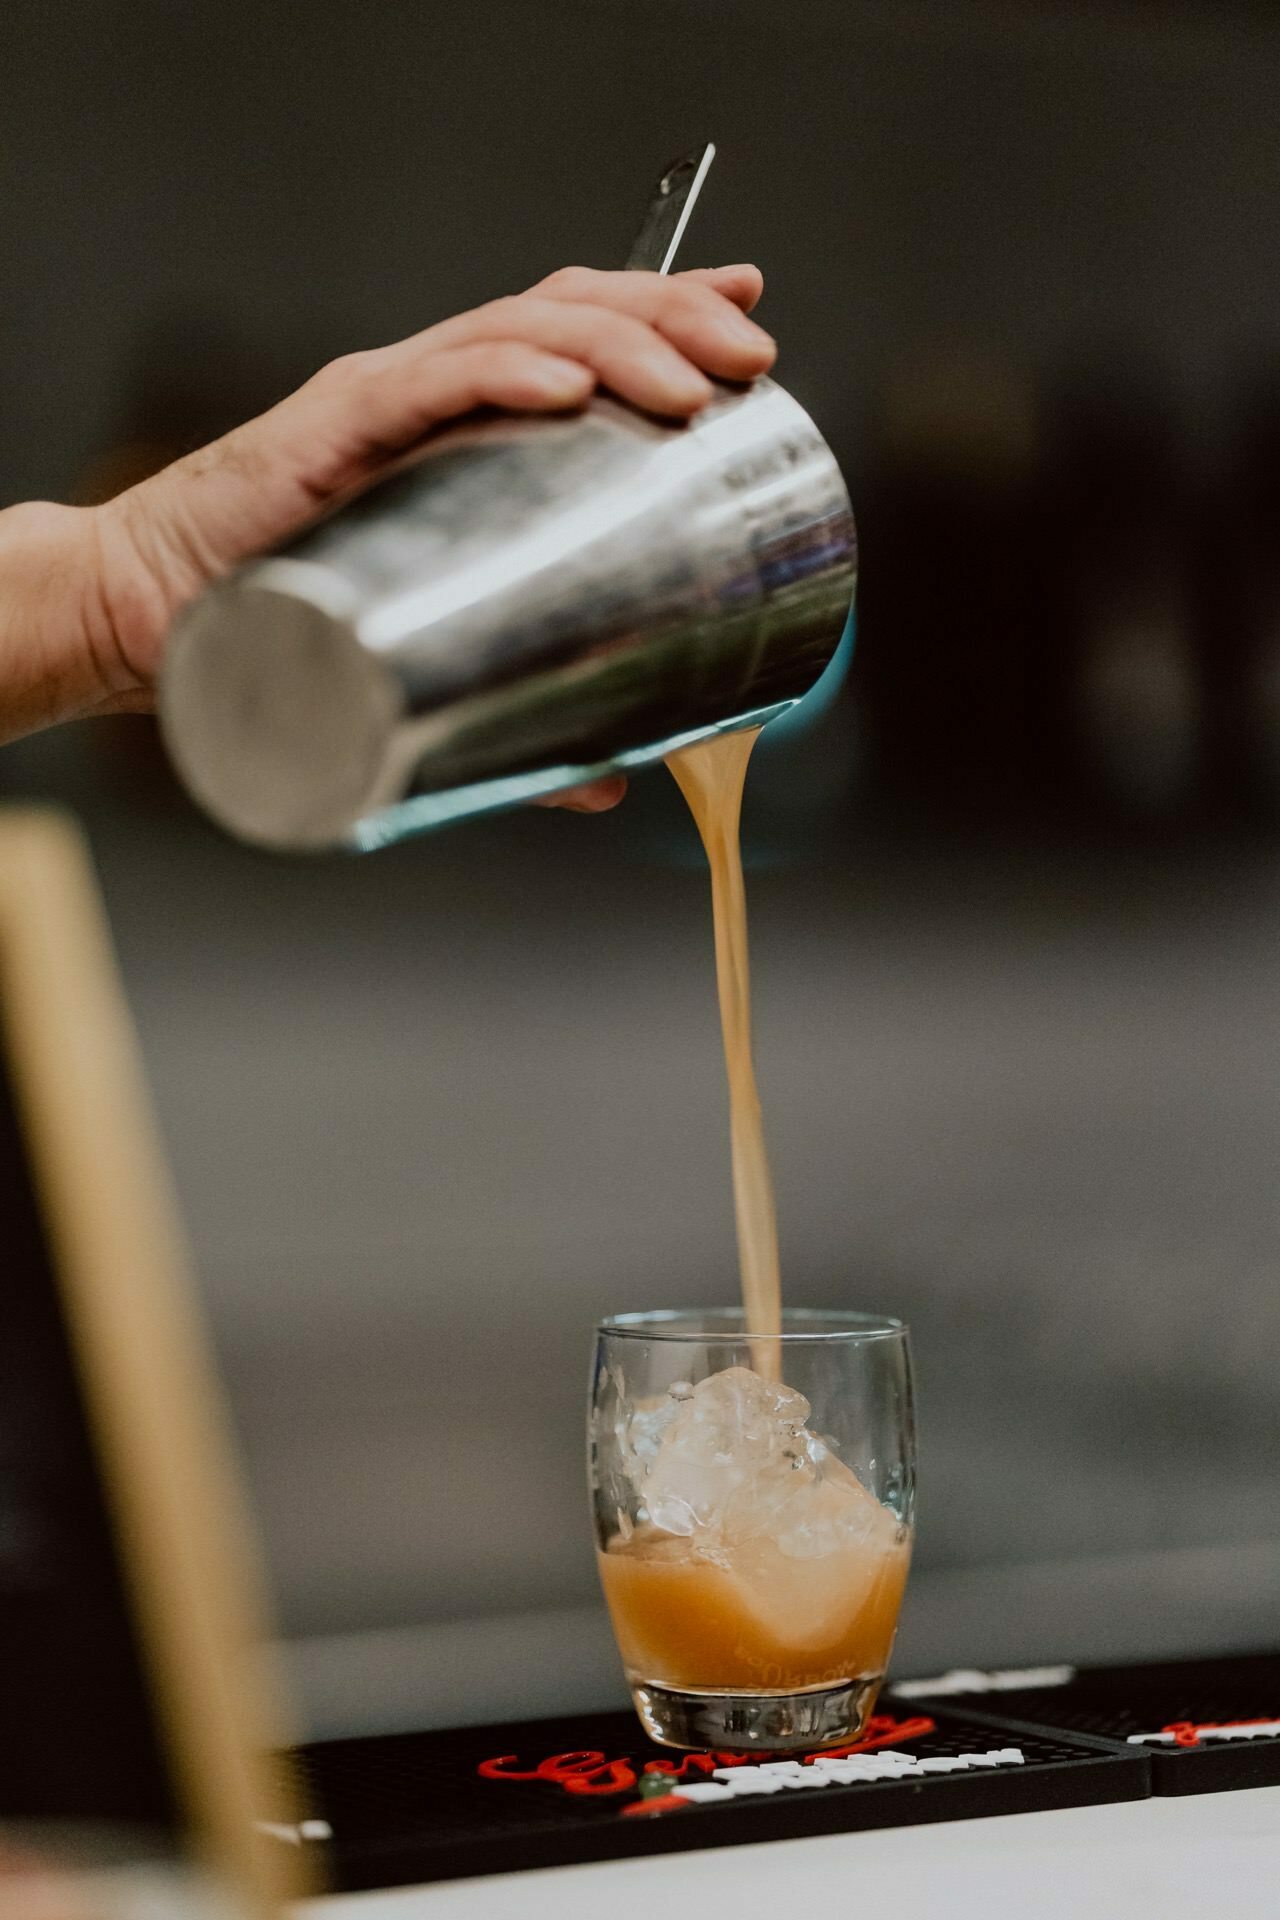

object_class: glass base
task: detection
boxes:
[631,1674,883,1753]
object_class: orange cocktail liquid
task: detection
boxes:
[597,1528,911,1695]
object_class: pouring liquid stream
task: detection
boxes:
[598,730,910,1720]
[666,728,781,1378]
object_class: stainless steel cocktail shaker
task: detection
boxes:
[159,149,857,851]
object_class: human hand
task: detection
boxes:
[0,266,774,805]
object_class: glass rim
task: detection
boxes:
[597,1307,908,1345]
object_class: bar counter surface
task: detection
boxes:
[312,1783,1280,1917]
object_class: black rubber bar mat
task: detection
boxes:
[276,1701,1149,1892]
[890,1653,1280,1797]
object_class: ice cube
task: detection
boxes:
[631,1365,902,1571]
[623,1397,680,1467]
[635,1366,810,1539]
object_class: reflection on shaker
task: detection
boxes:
[160,380,856,852]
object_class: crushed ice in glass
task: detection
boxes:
[618,1365,897,1560]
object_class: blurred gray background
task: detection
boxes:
[5,0,1280,1734]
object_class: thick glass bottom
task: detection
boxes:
[631,1673,883,1753]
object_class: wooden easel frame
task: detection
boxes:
[0,809,304,1914]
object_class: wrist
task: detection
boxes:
[90,485,187,698]
[0,500,128,744]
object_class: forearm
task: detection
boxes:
[0,501,144,745]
